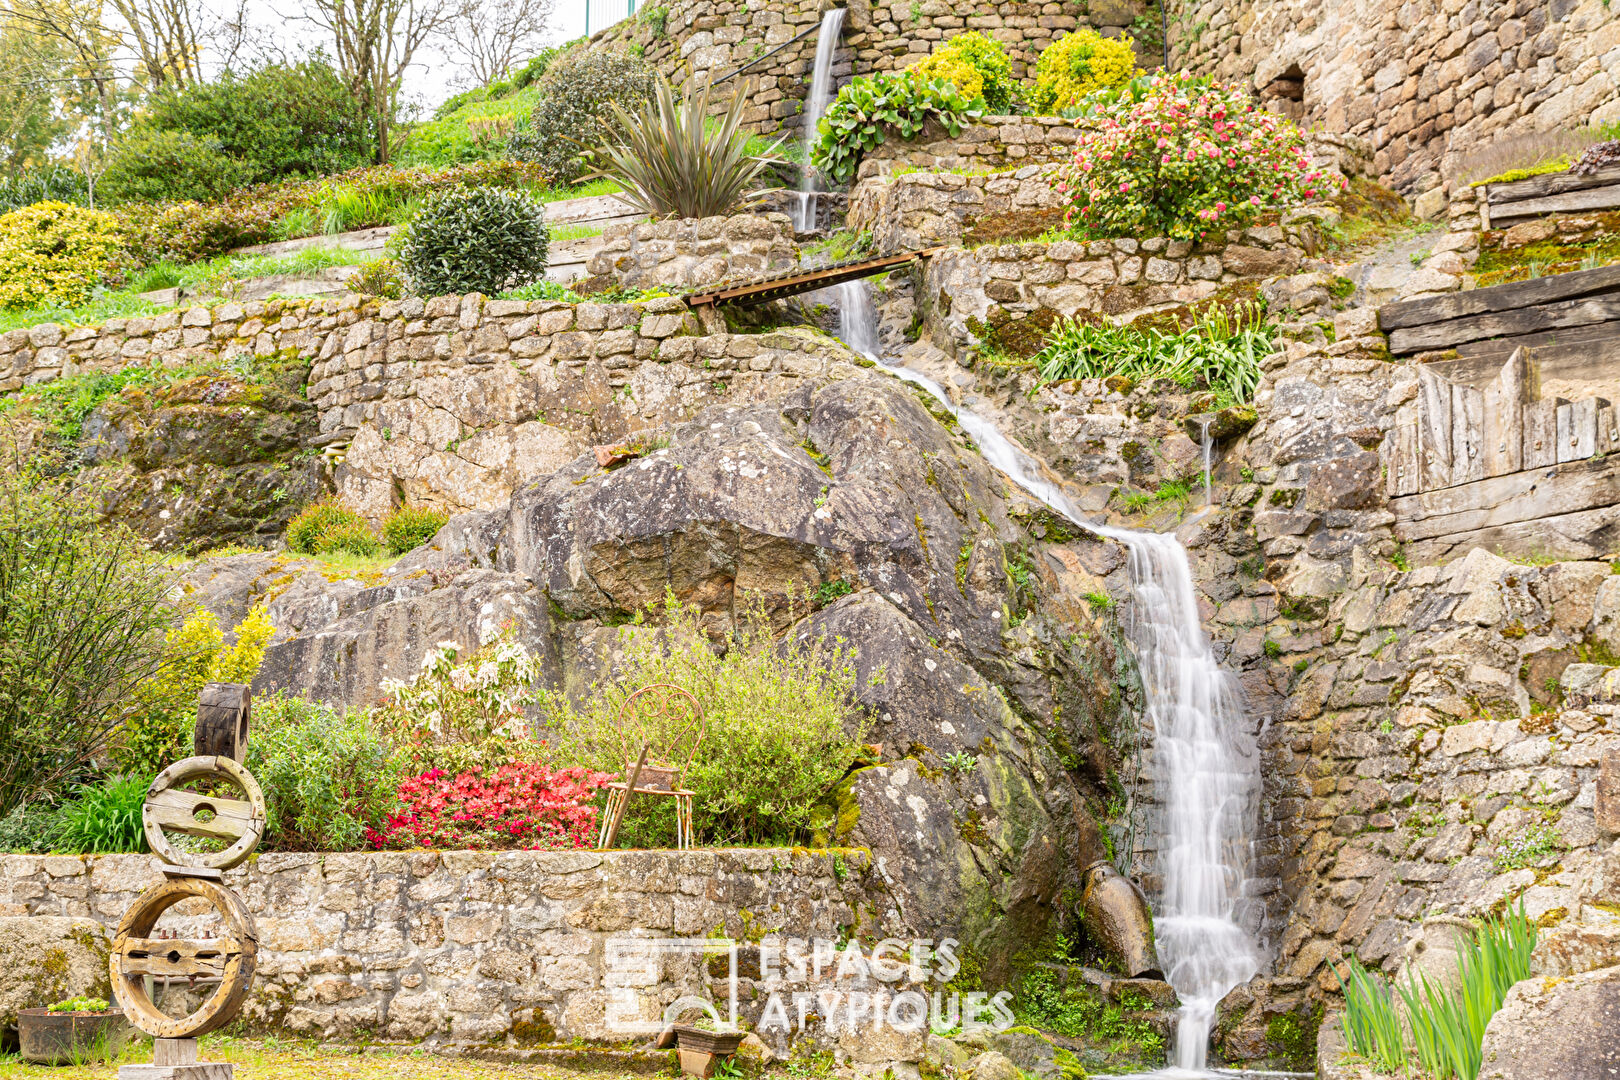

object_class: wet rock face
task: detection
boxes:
[199,375,1140,957]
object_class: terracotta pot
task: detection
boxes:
[17,1008,131,1064]
[1080,861,1164,979]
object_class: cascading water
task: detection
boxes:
[792,8,846,232]
[832,280,1261,1076]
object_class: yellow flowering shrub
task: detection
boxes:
[0,201,124,309]
[114,604,276,775]
[908,31,1018,113]
[1031,30,1138,114]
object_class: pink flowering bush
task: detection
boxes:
[1050,72,1339,240]
[367,762,613,850]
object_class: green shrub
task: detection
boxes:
[509,48,656,185]
[54,775,148,853]
[344,258,406,299]
[590,76,782,219]
[113,604,274,778]
[1035,301,1271,404]
[285,497,373,554]
[1030,29,1138,114]
[399,186,549,296]
[0,800,63,853]
[0,469,177,816]
[810,71,982,187]
[510,39,585,89]
[129,61,373,187]
[382,505,449,554]
[313,516,382,557]
[548,593,872,844]
[909,32,1018,113]
[0,165,87,214]
[1049,72,1326,240]
[100,128,259,205]
[246,694,407,850]
[0,201,124,309]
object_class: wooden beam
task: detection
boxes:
[144,788,258,844]
[1378,263,1620,332]
[685,248,944,308]
[1523,397,1567,469]
[1388,296,1620,354]
[1418,366,1454,490]
[1452,383,1486,486]
[1390,453,1620,541]
[1484,164,1620,204]
[1489,184,1620,226]
[1482,349,1528,478]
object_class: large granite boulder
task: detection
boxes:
[192,374,1140,960]
[1478,966,1620,1080]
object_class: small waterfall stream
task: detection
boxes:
[832,281,1261,1076]
[791,8,846,232]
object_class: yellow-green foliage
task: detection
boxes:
[382,504,449,555]
[0,201,124,309]
[285,497,381,557]
[909,32,1018,113]
[547,591,874,844]
[1031,30,1138,114]
[114,605,274,775]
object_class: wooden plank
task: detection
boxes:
[1391,423,1421,496]
[685,248,944,307]
[1452,384,1486,485]
[1389,453,1620,540]
[1524,397,1567,468]
[1418,366,1454,490]
[1600,403,1619,455]
[144,788,257,843]
[1485,163,1620,203]
[1378,263,1620,332]
[1489,183,1620,225]
[119,937,241,979]
[1483,349,1528,477]
[1560,396,1608,460]
[1388,296,1620,354]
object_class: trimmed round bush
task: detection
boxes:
[398,187,549,297]
[285,497,376,555]
[1031,29,1138,115]
[508,49,655,185]
[382,505,449,555]
[0,201,124,309]
[909,32,1019,114]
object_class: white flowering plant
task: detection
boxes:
[376,624,550,772]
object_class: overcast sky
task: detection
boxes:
[245,0,602,112]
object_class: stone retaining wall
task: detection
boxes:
[585,214,799,289]
[918,220,1324,357]
[0,848,909,1053]
[1165,0,1620,197]
[0,290,869,521]
[856,117,1082,181]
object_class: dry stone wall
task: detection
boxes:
[856,117,1081,180]
[0,849,904,1054]
[0,290,869,522]
[1165,0,1620,198]
[586,214,799,289]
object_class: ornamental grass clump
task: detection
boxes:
[382,504,449,555]
[588,75,782,219]
[284,497,380,556]
[1048,71,1333,240]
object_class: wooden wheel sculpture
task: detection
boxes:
[142,756,267,872]
[598,683,706,850]
[110,684,262,1075]
[110,876,259,1039]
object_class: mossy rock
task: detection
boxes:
[0,917,113,1029]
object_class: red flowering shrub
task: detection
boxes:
[1049,72,1340,240]
[367,762,613,850]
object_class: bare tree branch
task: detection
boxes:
[444,0,554,89]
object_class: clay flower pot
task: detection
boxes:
[18,1007,131,1064]
[672,1024,747,1077]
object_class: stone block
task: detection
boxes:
[1597,748,1620,835]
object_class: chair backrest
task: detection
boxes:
[618,683,705,785]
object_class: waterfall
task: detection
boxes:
[1198,417,1214,508]
[833,281,1260,1076]
[792,7,846,232]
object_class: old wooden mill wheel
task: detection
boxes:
[111,684,265,1051]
